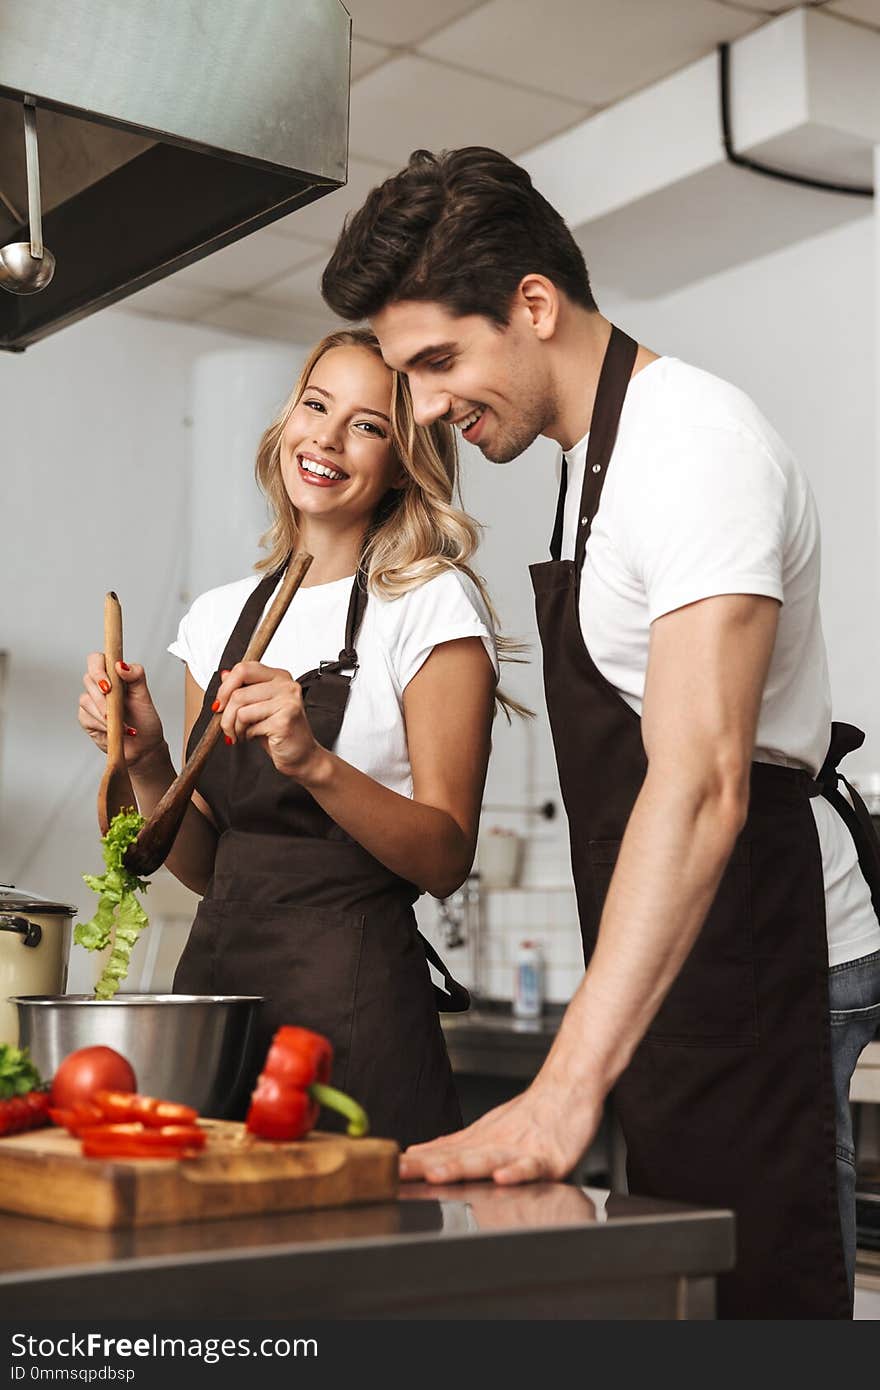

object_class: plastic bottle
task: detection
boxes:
[513,939,544,1019]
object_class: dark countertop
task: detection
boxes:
[441,999,565,1079]
[0,1183,734,1320]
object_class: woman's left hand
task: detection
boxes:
[214,661,323,781]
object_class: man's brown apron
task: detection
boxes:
[530,325,880,1318]
[173,568,465,1149]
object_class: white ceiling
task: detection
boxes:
[125,0,880,343]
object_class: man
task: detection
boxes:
[321,147,880,1318]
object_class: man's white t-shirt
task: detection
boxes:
[169,568,499,801]
[560,355,879,968]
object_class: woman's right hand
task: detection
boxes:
[78,655,167,768]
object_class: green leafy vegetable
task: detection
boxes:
[0,1042,44,1099]
[75,809,150,1000]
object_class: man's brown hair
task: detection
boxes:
[321,146,597,326]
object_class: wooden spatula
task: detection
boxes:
[124,550,313,877]
[96,591,137,835]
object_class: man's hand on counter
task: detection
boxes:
[399,1077,602,1185]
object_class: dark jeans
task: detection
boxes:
[829,947,880,1304]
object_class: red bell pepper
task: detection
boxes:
[49,1091,199,1135]
[245,1026,369,1142]
[80,1122,206,1160]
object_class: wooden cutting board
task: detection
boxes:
[0,1122,398,1230]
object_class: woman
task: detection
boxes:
[78,329,514,1147]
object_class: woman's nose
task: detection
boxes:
[314,418,343,450]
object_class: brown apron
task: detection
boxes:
[530,325,880,1319]
[173,567,465,1148]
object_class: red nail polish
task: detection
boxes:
[224,735,233,746]
[211,700,220,713]
[99,679,111,694]
[126,726,137,737]
[119,661,131,672]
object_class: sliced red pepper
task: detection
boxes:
[81,1122,206,1159]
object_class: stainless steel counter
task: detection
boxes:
[0,1183,734,1320]
[441,1000,564,1079]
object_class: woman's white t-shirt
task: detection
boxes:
[169,567,499,800]
[559,355,879,968]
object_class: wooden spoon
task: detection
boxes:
[96,591,137,835]
[124,550,313,876]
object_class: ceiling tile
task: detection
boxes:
[349,55,589,163]
[351,37,392,80]
[829,0,880,28]
[199,296,340,346]
[345,0,485,46]
[261,256,330,315]
[419,0,760,106]
[268,157,396,246]
[123,281,229,321]
[169,228,321,294]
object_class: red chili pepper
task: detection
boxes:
[245,1026,369,1142]
[0,1089,51,1136]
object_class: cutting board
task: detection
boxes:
[0,1122,398,1229]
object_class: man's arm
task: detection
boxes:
[399,591,780,1184]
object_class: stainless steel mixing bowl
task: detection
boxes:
[11,994,263,1118]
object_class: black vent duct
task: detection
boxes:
[0,0,350,351]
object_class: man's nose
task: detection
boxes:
[411,383,451,428]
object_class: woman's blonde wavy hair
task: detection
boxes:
[254,327,529,719]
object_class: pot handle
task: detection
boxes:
[0,915,42,947]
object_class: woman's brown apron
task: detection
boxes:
[173,569,465,1148]
[530,325,880,1318]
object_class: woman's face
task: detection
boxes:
[280,345,405,528]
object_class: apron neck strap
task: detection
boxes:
[549,325,639,568]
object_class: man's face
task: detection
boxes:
[372,299,555,464]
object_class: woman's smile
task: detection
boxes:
[296,451,350,486]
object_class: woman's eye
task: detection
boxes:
[355,421,385,436]
[303,399,325,412]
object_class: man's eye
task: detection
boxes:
[429,357,453,372]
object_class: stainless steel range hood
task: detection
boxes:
[0,0,350,351]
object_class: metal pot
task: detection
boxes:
[12,993,263,1118]
[0,885,74,1046]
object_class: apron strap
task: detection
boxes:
[215,567,284,675]
[813,721,880,925]
[549,325,638,565]
[419,932,471,1013]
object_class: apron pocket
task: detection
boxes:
[184,899,366,1081]
[588,839,758,1046]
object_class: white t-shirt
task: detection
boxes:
[169,568,499,800]
[560,355,879,968]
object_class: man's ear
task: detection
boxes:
[515,274,559,342]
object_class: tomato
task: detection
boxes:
[49,1046,136,1109]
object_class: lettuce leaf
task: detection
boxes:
[0,1042,44,1098]
[74,809,150,1000]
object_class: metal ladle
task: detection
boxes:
[0,101,55,295]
